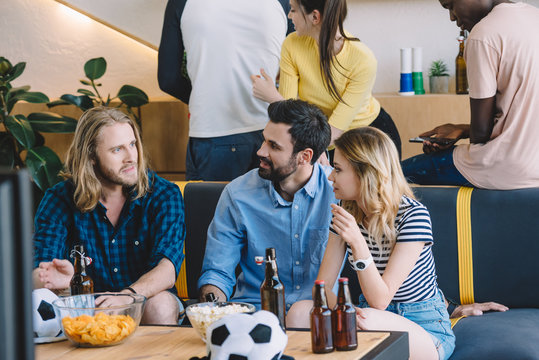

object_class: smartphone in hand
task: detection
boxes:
[409,136,456,146]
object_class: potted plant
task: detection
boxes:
[48,57,149,129]
[429,59,450,94]
[0,56,76,191]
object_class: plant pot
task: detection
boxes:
[429,76,449,94]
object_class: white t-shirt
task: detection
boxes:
[453,2,539,189]
[181,0,287,138]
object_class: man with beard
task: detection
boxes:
[32,107,185,325]
[197,99,335,320]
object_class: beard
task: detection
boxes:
[258,154,298,183]
[95,162,138,187]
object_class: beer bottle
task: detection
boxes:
[70,245,94,295]
[456,30,468,94]
[310,280,334,353]
[332,277,358,351]
[260,247,286,330]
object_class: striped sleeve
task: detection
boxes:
[396,202,433,245]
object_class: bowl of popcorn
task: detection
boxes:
[186,302,256,342]
[52,293,146,347]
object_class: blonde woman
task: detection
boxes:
[288,127,455,359]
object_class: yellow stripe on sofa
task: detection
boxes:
[174,181,201,300]
[456,187,474,305]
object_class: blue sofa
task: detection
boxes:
[177,182,539,359]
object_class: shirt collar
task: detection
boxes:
[267,163,324,207]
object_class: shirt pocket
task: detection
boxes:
[309,228,328,265]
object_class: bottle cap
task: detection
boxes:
[338,277,349,283]
[314,280,325,286]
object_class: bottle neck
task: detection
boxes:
[73,256,86,274]
[337,282,352,304]
[314,284,328,308]
[265,258,278,278]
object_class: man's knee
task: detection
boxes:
[141,291,180,325]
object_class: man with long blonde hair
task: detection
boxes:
[33,107,185,324]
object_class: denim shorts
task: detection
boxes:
[357,289,455,360]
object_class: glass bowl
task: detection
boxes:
[186,302,256,342]
[52,293,146,347]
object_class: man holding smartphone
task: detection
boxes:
[402,0,539,190]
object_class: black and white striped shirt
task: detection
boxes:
[331,195,439,303]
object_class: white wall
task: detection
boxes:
[346,0,539,93]
[2,0,539,98]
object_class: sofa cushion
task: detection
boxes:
[450,309,539,359]
[413,187,539,308]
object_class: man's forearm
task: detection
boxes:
[127,258,176,299]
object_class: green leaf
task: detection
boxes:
[117,85,149,107]
[4,114,36,149]
[84,57,106,80]
[12,91,49,104]
[0,132,15,168]
[77,88,95,96]
[80,79,91,86]
[47,99,72,108]
[5,62,26,82]
[5,85,30,105]
[27,112,78,133]
[25,146,63,191]
[6,91,49,113]
[60,94,94,111]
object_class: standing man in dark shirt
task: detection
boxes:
[33,107,185,325]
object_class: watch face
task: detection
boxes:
[357,262,365,269]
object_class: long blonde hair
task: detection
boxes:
[61,107,149,212]
[334,127,413,251]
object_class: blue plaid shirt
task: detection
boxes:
[33,172,185,293]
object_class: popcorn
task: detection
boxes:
[188,303,253,341]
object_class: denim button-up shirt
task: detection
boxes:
[198,164,336,309]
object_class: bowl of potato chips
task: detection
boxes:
[52,293,146,347]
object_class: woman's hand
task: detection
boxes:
[250,68,283,103]
[330,204,364,250]
[317,152,330,166]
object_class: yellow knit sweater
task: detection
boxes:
[279,32,380,131]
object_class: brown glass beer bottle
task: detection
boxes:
[260,247,286,330]
[70,245,94,295]
[332,277,358,351]
[456,30,468,94]
[310,280,334,353]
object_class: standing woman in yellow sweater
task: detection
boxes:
[252,0,401,163]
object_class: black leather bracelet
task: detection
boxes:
[123,286,137,294]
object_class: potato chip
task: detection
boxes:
[62,312,136,346]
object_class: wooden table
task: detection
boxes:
[35,326,408,360]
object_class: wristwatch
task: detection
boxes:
[349,254,374,271]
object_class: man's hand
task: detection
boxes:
[451,302,508,318]
[95,291,135,308]
[36,259,74,290]
[420,123,469,154]
[199,284,226,303]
